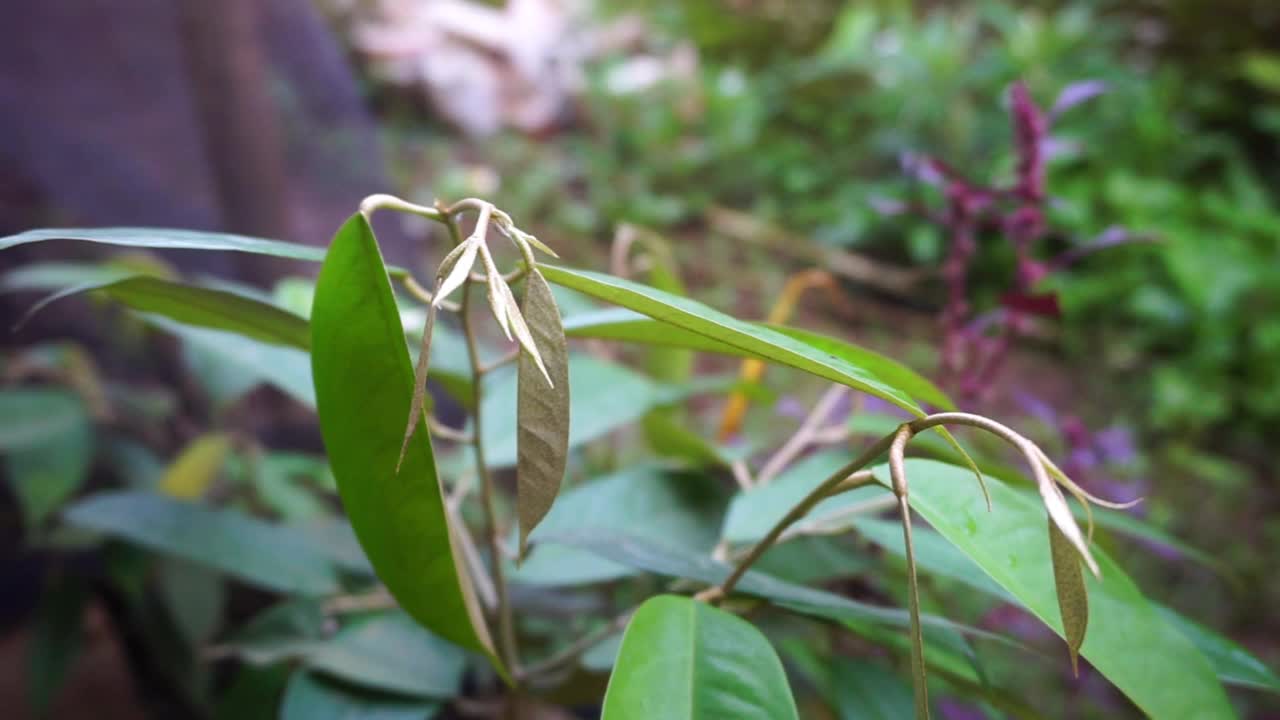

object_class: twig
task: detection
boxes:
[455,208,521,675]
[429,415,473,443]
[401,274,461,312]
[755,385,849,485]
[324,588,396,615]
[478,348,520,375]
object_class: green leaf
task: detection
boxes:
[219,599,328,666]
[0,227,328,262]
[303,612,466,699]
[830,658,915,720]
[280,671,440,720]
[105,277,311,348]
[516,269,570,557]
[897,459,1235,719]
[542,267,923,413]
[1157,606,1280,694]
[512,466,723,587]
[721,450,891,544]
[146,316,316,407]
[62,490,343,595]
[1049,521,1088,675]
[602,595,799,720]
[765,324,953,410]
[0,389,93,529]
[849,517,1009,600]
[310,214,497,663]
[481,354,662,468]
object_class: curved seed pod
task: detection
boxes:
[516,268,569,559]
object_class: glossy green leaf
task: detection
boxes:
[62,490,342,594]
[0,389,93,529]
[280,671,440,720]
[831,658,915,720]
[542,267,923,413]
[897,459,1234,719]
[106,277,311,348]
[481,354,661,468]
[304,612,466,699]
[765,324,953,410]
[602,595,799,720]
[512,466,722,587]
[721,450,890,544]
[310,214,496,661]
[1156,606,1280,694]
[1049,521,1088,674]
[516,268,570,556]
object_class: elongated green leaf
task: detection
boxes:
[516,269,570,556]
[1156,606,1280,694]
[311,214,496,662]
[511,466,722,587]
[62,490,342,594]
[0,227,328,261]
[542,267,922,412]
[280,671,440,720]
[602,595,799,720]
[766,324,952,409]
[897,459,1234,719]
[109,277,311,348]
[1,389,93,530]
[857,517,1278,695]
[1049,521,1088,675]
[304,612,466,699]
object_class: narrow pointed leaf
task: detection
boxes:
[311,214,498,663]
[516,269,569,557]
[1049,520,1088,675]
[433,238,479,307]
[0,227,328,260]
[541,268,921,412]
[895,459,1234,719]
[62,490,342,594]
[602,595,799,720]
[1156,606,1280,694]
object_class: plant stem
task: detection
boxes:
[452,214,521,677]
[708,431,899,600]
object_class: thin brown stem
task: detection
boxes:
[401,275,461,312]
[706,433,898,600]
[455,214,521,676]
[478,348,520,376]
